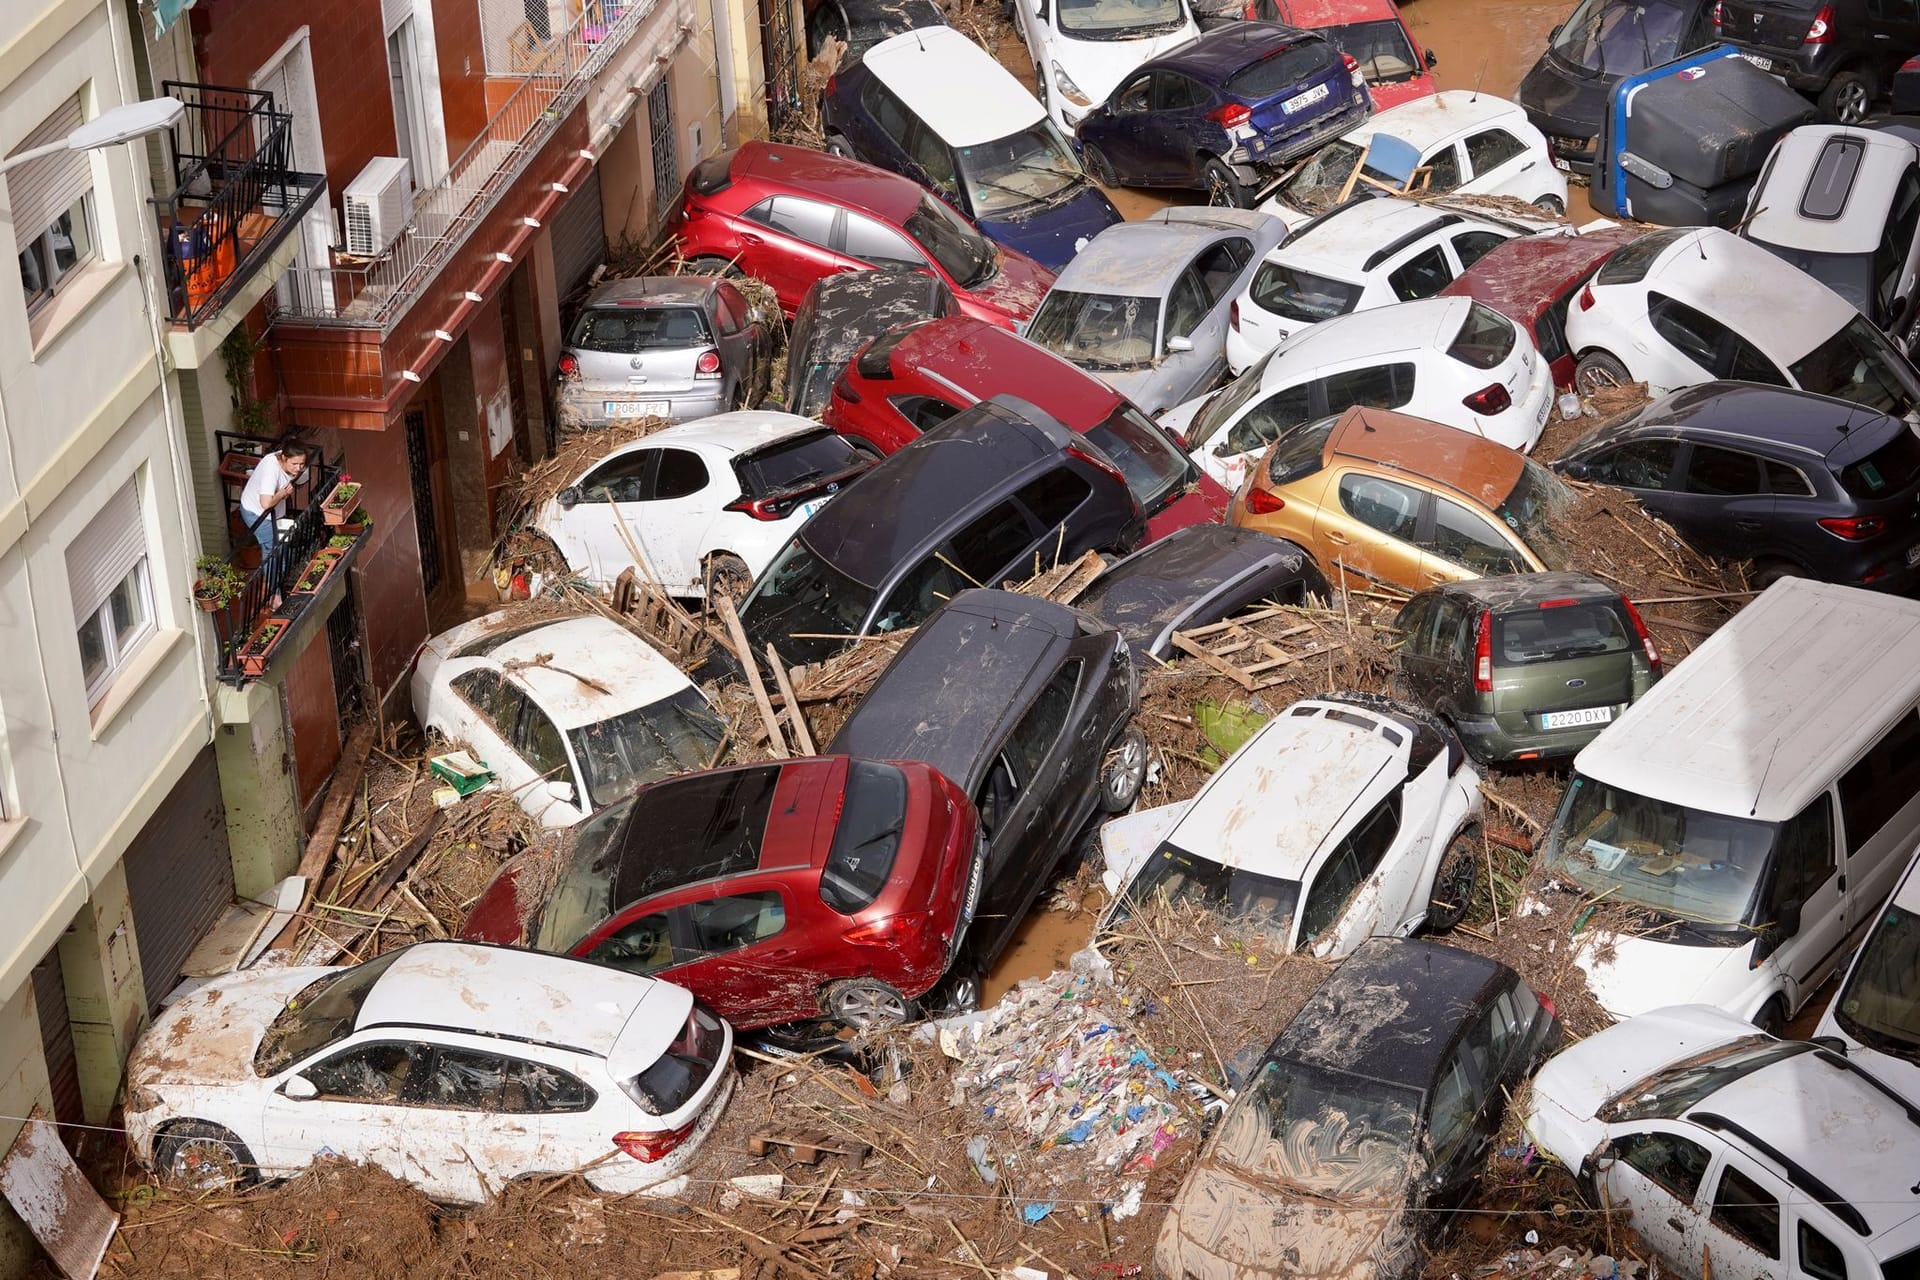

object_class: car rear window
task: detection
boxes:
[1084,403,1194,512]
[1835,427,1920,498]
[1495,600,1631,667]
[1266,415,1339,485]
[736,430,866,499]
[624,1006,725,1115]
[1594,228,1687,286]
[820,760,910,914]
[1223,39,1335,99]
[570,306,711,352]
[613,767,782,906]
[855,322,923,379]
[1446,301,1517,370]
[1249,262,1363,323]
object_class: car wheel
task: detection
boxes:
[930,966,983,1015]
[1573,351,1632,396]
[824,132,855,159]
[1083,144,1119,189]
[1099,725,1149,814]
[703,552,752,604]
[1753,996,1788,1038]
[158,1120,258,1193]
[1820,69,1875,124]
[825,978,915,1030]
[1751,558,1804,589]
[1203,159,1251,209]
[1425,825,1481,933]
[684,255,744,278]
[1532,194,1566,216]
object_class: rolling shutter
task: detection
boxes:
[65,480,146,626]
[550,167,606,305]
[8,96,89,256]
[124,747,235,1011]
[30,950,82,1131]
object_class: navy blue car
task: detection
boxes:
[822,26,1123,271]
[1074,22,1371,207]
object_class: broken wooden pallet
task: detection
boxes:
[747,1131,872,1171]
[1168,608,1345,691]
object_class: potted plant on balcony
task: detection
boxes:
[193,556,247,612]
[239,616,290,677]
[321,474,363,527]
[337,507,371,536]
[290,549,343,596]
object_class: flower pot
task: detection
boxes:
[290,549,344,595]
[194,589,225,612]
[321,482,363,527]
[239,616,291,677]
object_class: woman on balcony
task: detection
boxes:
[239,438,312,603]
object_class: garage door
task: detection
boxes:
[30,949,82,1131]
[124,746,234,1011]
[550,167,606,310]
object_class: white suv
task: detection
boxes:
[1527,1005,1920,1280]
[1816,839,1920,1104]
[1225,197,1524,373]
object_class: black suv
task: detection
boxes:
[1554,380,1920,590]
[1716,0,1920,121]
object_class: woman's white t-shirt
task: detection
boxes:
[240,453,292,520]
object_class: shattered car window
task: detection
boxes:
[1112,843,1302,944]
[1214,1059,1422,1198]
[304,1041,424,1102]
[624,1007,725,1116]
[255,951,405,1076]
[1026,290,1161,370]
[1598,1036,1815,1122]
[413,1047,598,1113]
[570,687,726,811]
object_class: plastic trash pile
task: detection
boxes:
[934,952,1203,1215]
[1470,1245,1646,1279]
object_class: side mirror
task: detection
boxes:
[557,485,582,510]
[1425,48,1439,68]
[1167,335,1195,354]
[1550,21,1563,38]
[1592,1147,1618,1172]
[548,780,578,807]
[1560,460,1590,482]
[283,1075,318,1101]
[1775,899,1804,939]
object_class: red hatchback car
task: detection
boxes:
[823,316,1230,539]
[668,142,1053,329]
[1438,227,1637,391]
[460,756,982,1031]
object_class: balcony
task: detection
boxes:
[270,0,652,336]
[152,83,326,340]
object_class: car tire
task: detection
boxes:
[930,965,983,1015]
[1202,158,1251,209]
[1751,558,1804,589]
[1573,351,1632,396]
[685,255,744,278]
[825,978,916,1030]
[157,1120,258,1193]
[1753,996,1788,1038]
[824,132,855,159]
[1098,725,1149,814]
[1820,69,1875,124]
[1083,144,1119,189]
[1425,825,1481,933]
[1532,194,1566,216]
[703,552,753,605]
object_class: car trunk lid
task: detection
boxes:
[1246,61,1349,137]
[569,304,713,397]
[1719,0,1820,52]
[1489,599,1641,735]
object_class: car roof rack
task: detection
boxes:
[1689,1112,1871,1237]
[1362,214,1462,273]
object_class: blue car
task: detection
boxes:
[822,26,1123,271]
[1074,22,1371,207]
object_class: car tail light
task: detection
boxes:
[1711,0,1723,22]
[613,1122,696,1163]
[844,912,929,945]
[1463,383,1512,414]
[557,352,579,380]
[726,494,795,521]
[1245,487,1285,515]
[833,369,863,404]
[1243,0,1256,14]
[1207,102,1252,129]
[826,75,838,96]
[1577,284,1595,312]
[1819,514,1886,540]
[1536,993,1558,1020]
[1067,442,1132,494]
[1804,3,1832,41]
[1473,608,1493,693]
[1229,299,1240,331]
[695,349,723,378]
[1620,596,1662,673]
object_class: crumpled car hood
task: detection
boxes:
[1155,1160,1412,1280]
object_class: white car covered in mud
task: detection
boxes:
[1013,0,1200,136]
[1099,694,1482,957]
[124,942,736,1204]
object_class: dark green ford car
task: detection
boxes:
[1392,572,1661,764]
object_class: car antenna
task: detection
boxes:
[915,28,926,50]
[1750,737,1784,817]
[1470,58,1487,103]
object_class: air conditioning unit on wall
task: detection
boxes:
[342,156,414,257]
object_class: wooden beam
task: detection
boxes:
[265,721,376,953]
[767,646,816,756]
[718,596,788,759]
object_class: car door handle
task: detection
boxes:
[1667,1217,1687,1233]
[1734,518,1764,532]
[762,947,798,961]
[1325,531,1351,545]
[740,231,764,246]
[1520,160,1536,172]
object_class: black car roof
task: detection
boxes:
[825,589,1080,787]
[1572,380,1902,466]
[1266,939,1512,1091]
[798,395,1074,588]
[794,268,954,367]
[1077,526,1313,644]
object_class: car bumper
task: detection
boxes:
[1502,356,1556,453]
[1224,322,1270,376]
[1452,702,1630,763]
[1231,93,1372,173]
[585,1064,737,1196]
[556,385,727,432]
[1850,544,1920,593]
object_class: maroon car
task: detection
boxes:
[667,142,1053,328]
[460,756,982,1031]
[822,315,1230,540]
[1438,227,1637,390]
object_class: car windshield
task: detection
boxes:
[820,760,910,913]
[1085,402,1195,511]
[957,123,1083,219]
[904,195,999,289]
[1027,291,1161,369]
[1273,139,1369,213]
[570,305,710,352]
[1598,1036,1817,1121]
[1326,20,1422,84]
[1494,461,1574,571]
[532,801,634,951]
[1833,898,1920,1057]
[1213,1058,1422,1199]
[1790,315,1920,417]
[1541,773,1781,925]
[1057,0,1186,38]
[570,688,726,811]
[253,951,405,1076]
[740,536,879,665]
[1249,261,1364,324]
[1110,842,1303,945]
[1550,0,1690,75]
[1184,348,1280,447]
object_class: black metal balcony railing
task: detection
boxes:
[209,449,346,683]
[154,81,327,330]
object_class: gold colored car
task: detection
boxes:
[1227,406,1571,592]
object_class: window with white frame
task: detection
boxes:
[66,480,156,703]
[10,95,99,314]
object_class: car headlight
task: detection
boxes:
[1051,62,1093,108]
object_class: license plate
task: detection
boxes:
[1281,83,1329,115]
[1907,543,1920,567]
[605,400,669,418]
[1540,706,1614,730]
[1739,52,1773,71]
[1553,158,1572,172]
[797,499,824,521]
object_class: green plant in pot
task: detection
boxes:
[193,555,247,611]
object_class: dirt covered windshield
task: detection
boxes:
[1213,1059,1421,1199]
[253,951,404,1076]
[1026,290,1160,370]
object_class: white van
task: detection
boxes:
[1537,577,1920,1031]
[1815,840,1920,1102]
